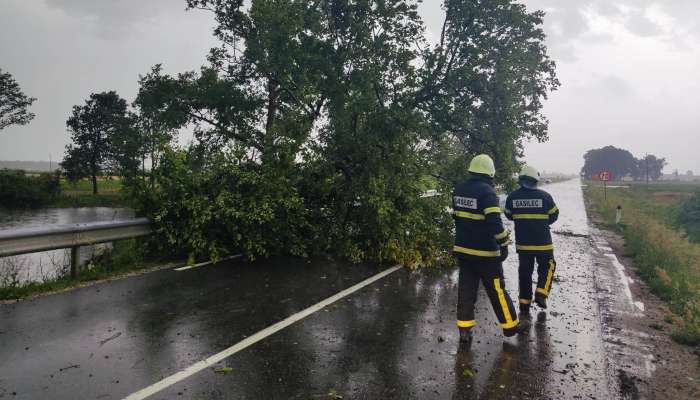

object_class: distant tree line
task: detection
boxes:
[581,146,666,181]
[60,0,560,266]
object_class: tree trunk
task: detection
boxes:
[92,173,98,195]
[150,152,157,189]
[261,78,279,164]
[265,79,279,135]
[150,135,157,189]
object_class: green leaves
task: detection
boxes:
[680,192,700,243]
[0,68,36,131]
[135,148,314,262]
[213,366,233,375]
[130,0,558,268]
[0,170,61,208]
[581,146,666,181]
[61,91,130,194]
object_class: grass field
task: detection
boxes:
[60,178,123,193]
[52,178,127,208]
[584,181,700,346]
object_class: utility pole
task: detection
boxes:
[645,152,649,193]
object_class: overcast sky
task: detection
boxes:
[1,1,699,174]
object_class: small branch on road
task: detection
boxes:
[98,331,122,347]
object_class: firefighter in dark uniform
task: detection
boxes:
[453,154,530,344]
[504,165,559,316]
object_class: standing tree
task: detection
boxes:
[0,68,36,131]
[109,112,144,182]
[418,0,560,186]
[132,0,559,265]
[581,146,637,180]
[61,91,129,194]
[634,154,666,181]
[129,65,180,187]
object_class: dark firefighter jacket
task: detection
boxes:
[452,174,511,260]
[504,186,559,254]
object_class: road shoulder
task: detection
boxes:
[591,224,700,399]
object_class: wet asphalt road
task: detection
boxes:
[0,179,618,399]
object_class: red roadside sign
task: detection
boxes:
[598,170,612,181]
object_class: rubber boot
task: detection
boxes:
[535,294,547,309]
[503,319,531,337]
[459,327,473,345]
[519,303,531,318]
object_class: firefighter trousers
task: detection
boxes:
[457,257,519,330]
[518,253,557,305]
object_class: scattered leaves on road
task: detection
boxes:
[311,389,343,399]
[327,389,343,399]
[214,366,233,375]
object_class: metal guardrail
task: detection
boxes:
[0,218,152,278]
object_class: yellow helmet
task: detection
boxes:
[519,165,540,181]
[468,154,496,178]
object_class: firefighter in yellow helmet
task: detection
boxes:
[453,154,530,345]
[504,165,559,317]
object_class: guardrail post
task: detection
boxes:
[70,246,80,279]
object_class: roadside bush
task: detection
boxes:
[0,169,61,208]
[679,191,700,243]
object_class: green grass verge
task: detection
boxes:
[46,178,130,208]
[584,185,700,347]
[627,181,700,194]
[60,178,123,193]
[0,239,168,301]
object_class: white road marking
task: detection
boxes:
[604,252,645,313]
[173,255,243,271]
[123,264,403,400]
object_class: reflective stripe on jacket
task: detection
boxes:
[453,175,511,260]
[504,186,558,254]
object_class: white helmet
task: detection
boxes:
[519,165,540,181]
